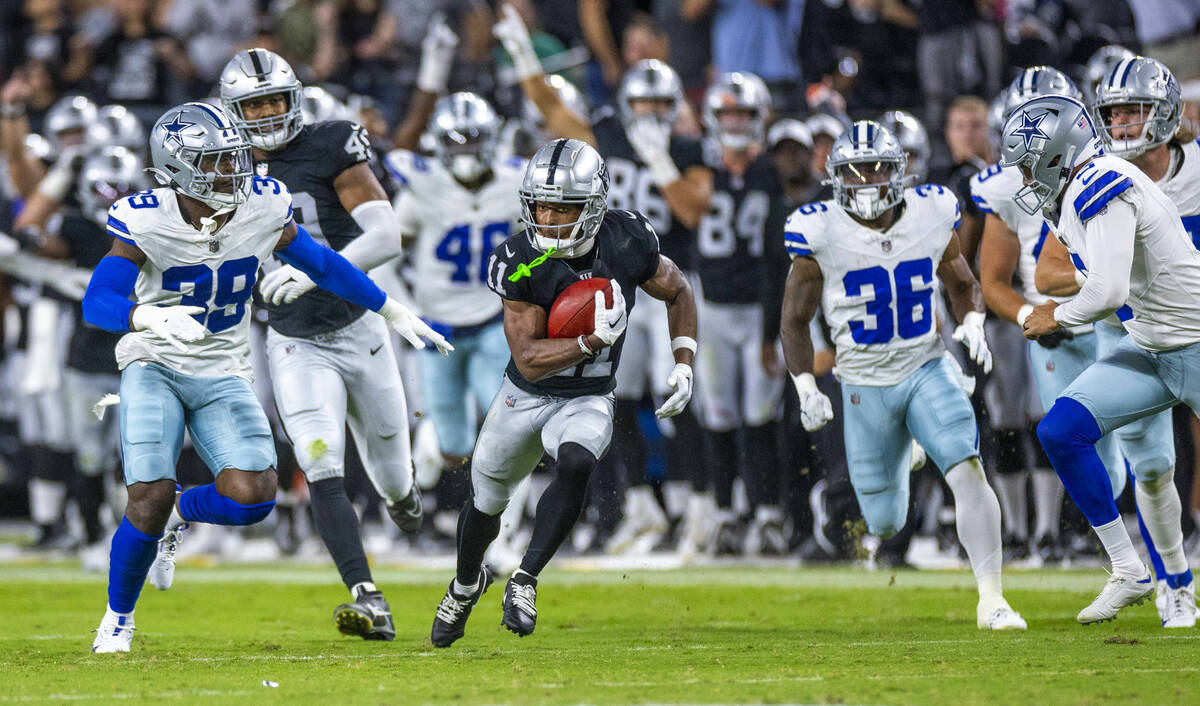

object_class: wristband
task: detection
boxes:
[790,371,819,397]
[578,334,597,357]
[1016,304,1034,328]
[670,335,697,353]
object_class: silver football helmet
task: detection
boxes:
[521,74,589,145]
[617,59,684,130]
[827,120,907,220]
[1092,56,1182,159]
[301,85,352,124]
[44,95,98,149]
[1000,95,1102,217]
[877,110,930,182]
[1002,66,1081,119]
[1084,45,1136,103]
[520,138,609,258]
[219,48,304,151]
[148,102,253,209]
[703,72,771,151]
[77,146,144,224]
[96,104,147,154]
[429,92,501,183]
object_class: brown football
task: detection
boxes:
[547,277,613,339]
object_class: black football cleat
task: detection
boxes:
[334,590,396,641]
[431,566,493,648]
[502,573,538,637]
[387,484,424,534]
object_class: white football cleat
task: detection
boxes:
[149,521,188,591]
[91,606,134,653]
[1160,582,1197,628]
[606,486,667,555]
[1076,566,1154,625]
[977,602,1027,630]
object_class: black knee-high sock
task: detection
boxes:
[588,450,622,538]
[742,421,780,509]
[456,500,502,586]
[614,399,646,487]
[669,407,707,491]
[520,443,597,576]
[308,477,372,590]
[710,430,738,509]
[75,473,106,544]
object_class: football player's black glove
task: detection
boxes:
[1036,327,1075,349]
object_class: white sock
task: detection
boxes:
[945,459,1004,600]
[1134,469,1189,576]
[452,578,478,597]
[105,603,133,618]
[351,581,377,599]
[1031,469,1063,540]
[993,473,1029,540]
[1092,516,1145,577]
[29,478,67,525]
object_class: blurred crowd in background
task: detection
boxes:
[2,0,1200,572]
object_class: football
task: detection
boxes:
[547,277,613,338]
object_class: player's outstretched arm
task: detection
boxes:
[978,214,1029,326]
[639,254,698,418]
[1034,232,1084,297]
[502,298,613,382]
[626,115,714,230]
[939,231,992,373]
[392,14,457,150]
[781,256,833,431]
[494,3,595,145]
[274,220,452,354]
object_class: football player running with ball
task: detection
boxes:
[430,138,698,647]
[84,103,445,653]
[780,121,1026,630]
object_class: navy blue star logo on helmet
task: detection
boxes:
[162,113,195,137]
[1012,111,1049,149]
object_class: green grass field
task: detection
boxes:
[3,563,1197,704]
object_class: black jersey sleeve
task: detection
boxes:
[616,209,662,284]
[313,120,374,178]
[668,135,705,171]
[486,233,536,304]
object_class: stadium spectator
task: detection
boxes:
[931,95,992,261]
[822,0,919,114]
[162,0,259,87]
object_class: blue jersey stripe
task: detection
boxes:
[970,194,993,213]
[1032,222,1050,261]
[786,244,813,257]
[1078,177,1133,221]
[785,232,809,244]
[1181,213,1200,250]
[953,202,962,229]
[106,215,130,234]
[1070,253,1087,273]
[1072,170,1122,214]
[107,230,136,246]
[384,160,408,186]
[1116,305,1133,322]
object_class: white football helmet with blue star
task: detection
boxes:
[148,102,253,209]
[1000,95,1102,217]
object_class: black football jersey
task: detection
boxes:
[255,120,375,337]
[692,143,789,304]
[486,209,661,398]
[60,210,120,374]
[592,109,706,270]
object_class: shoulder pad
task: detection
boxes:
[1072,166,1134,222]
[783,201,832,258]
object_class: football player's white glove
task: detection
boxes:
[493,3,541,81]
[655,363,693,419]
[625,116,679,186]
[791,372,833,432]
[910,438,927,472]
[380,297,454,355]
[259,264,316,306]
[592,280,627,346]
[131,305,207,352]
[416,13,459,93]
[943,350,976,395]
[952,310,992,373]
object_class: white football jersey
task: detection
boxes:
[1054,154,1200,351]
[106,180,292,379]
[971,163,1058,306]
[785,185,959,386]
[1159,138,1200,244]
[386,150,525,327]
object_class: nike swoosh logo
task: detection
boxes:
[1137,577,1152,584]
[370,344,383,355]
[505,245,514,257]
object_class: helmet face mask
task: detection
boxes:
[78,146,144,224]
[519,139,609,258]
[150,103,254,210]
[618,59,683,132]
[1091,56,1181,159]
[703,72,771,152]
[827,121,907,221]
[220,48,304,151]
[430,93,500,184]
[999,96,1101,217]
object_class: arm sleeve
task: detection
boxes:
[82,255,139,332]
[322,199,403,272]
[1053,199,1136,327]
[278,224,388,311]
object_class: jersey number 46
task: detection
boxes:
[843,258,934,344]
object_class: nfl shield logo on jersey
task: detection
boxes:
[850,393,860,405]
[505,394,516,408]
[881,240,892,253]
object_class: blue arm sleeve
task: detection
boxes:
[82,256,139,333]
[278,225,387,312]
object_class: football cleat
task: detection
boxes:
[1159,582,1197,628]
[431,566,493,648]
[91,607,134,653]
[1076,566,1154,625]
[148,521,188,591]
[977,602,1027,630]
[334,590,396,641]
[605,486,667,555]
[386,484,424,534]
[502,574,538,637]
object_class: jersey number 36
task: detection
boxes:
[843,258,934,344]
